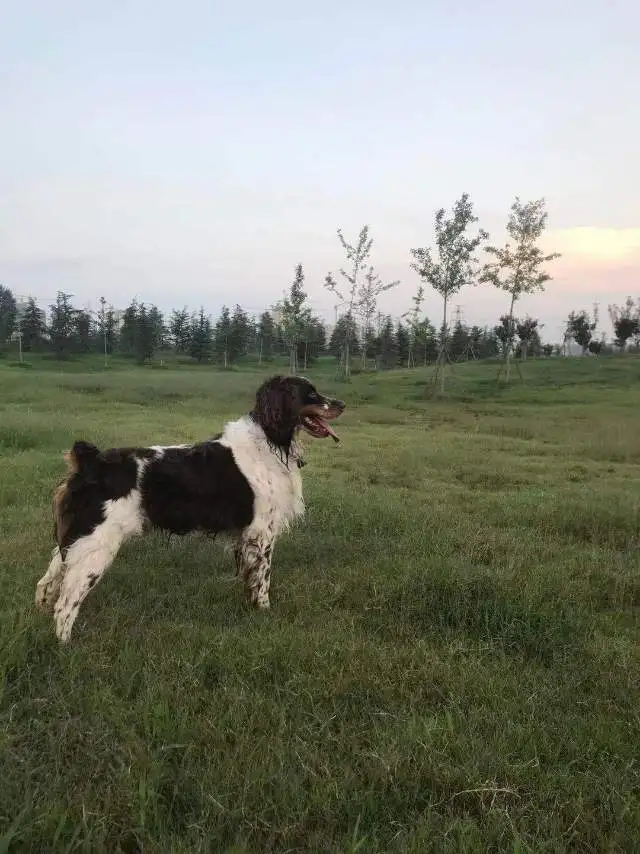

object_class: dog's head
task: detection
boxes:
[252,375,345,451]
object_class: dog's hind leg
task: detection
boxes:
[35,547,65,613]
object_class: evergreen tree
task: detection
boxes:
[256,311,275,363]
[376,317,397,369]
[189,308,213,363]
[119,301,139,357]
[395,322,410,367]
[328,313,359,364]
[148,305,166,351]
[228,304,251,363]
[49,291,77,359]
[450,320,470,359]
[214,306,232,367]
[96,296,117,357]
[74,311,93,354]
[0,285,17,344]
[169,308,192,353]
[135,303,155,363]
[19,298,46,352]
[280,264,311,373]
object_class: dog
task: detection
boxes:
[35,375,345,642]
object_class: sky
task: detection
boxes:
[1,0,638,342]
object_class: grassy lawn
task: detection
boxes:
[1,356,639,852]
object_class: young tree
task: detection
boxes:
[324,226,398,378]
[494,315,517,360]
[0,285,17,345]
[608,297,638,351]
[280,264,311,373]
[481,197,560,381]
[189,308,213,363]
[256,311,275,363]
[355,266,399,370]
[516,316,542,360]
[450,319,470,360]
[410,193,487,393]
[169,308,192,354]
[395,322,410,367]
[328,313,359,366]
[566,309,597,354]
[403,285,424,367]
[49,291,77,359]
[19,298,46,351]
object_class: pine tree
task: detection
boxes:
[119,301,139,357]
[0,285,17,345]
[214,306,232,367]
[74,311,93,354]
[256,311,275,363]
[169,308,192,353]
[19,298,46,352]
[49,292,77,359]
[189,308,213,363]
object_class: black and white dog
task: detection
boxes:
[35,375,345,642]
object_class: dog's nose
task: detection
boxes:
[333,399,346,411]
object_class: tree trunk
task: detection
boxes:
[439,296,448,394]
[504,292,516,383]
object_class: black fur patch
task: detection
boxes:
[141,442,255,535]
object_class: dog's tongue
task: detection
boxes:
[321,419,340,442]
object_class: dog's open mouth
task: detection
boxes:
[299,404,343,442]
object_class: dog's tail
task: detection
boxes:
[64,440,102,478]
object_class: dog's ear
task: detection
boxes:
[253,376,298,448]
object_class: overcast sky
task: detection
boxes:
[1,0,638,341]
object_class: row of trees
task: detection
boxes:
[1,282,558,368]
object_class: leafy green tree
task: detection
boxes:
[411,193,487,392]
[516,316,542,360]
[481,198,560,381]
[566,309,597,354]
[608,298,638,351]
[280,264,311,373]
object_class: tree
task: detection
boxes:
[494,315,517,360]
[135,303,155,363]
[74,311,93,354]
[214,306,232,367]
[189,308,213,363]
[481,197,560,382]
[328,313,359,366]
[376,316,397,369]
[280,264,311,373]
[516,316,542,360]
[403,285,424,367]
[96,296,117,360]
[256,311,276,363]
[19,298,46,352]
[148,305,166,352]
[228,304,251,364]
[324,225,398,378]
[119,301,139,357]
[0,285,17,345]
[566,309,597,354]
[395,322,410,367]
[608,297,638,351]
[169,308,192,354]
[48,292,77,359]
[450,319,470,360]
[410,193,488,393]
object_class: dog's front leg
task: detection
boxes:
[238,530,274,609]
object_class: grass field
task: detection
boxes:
[1,356,639,853]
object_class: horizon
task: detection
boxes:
[2,1,638,343]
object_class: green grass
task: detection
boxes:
[1,356,639,852]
